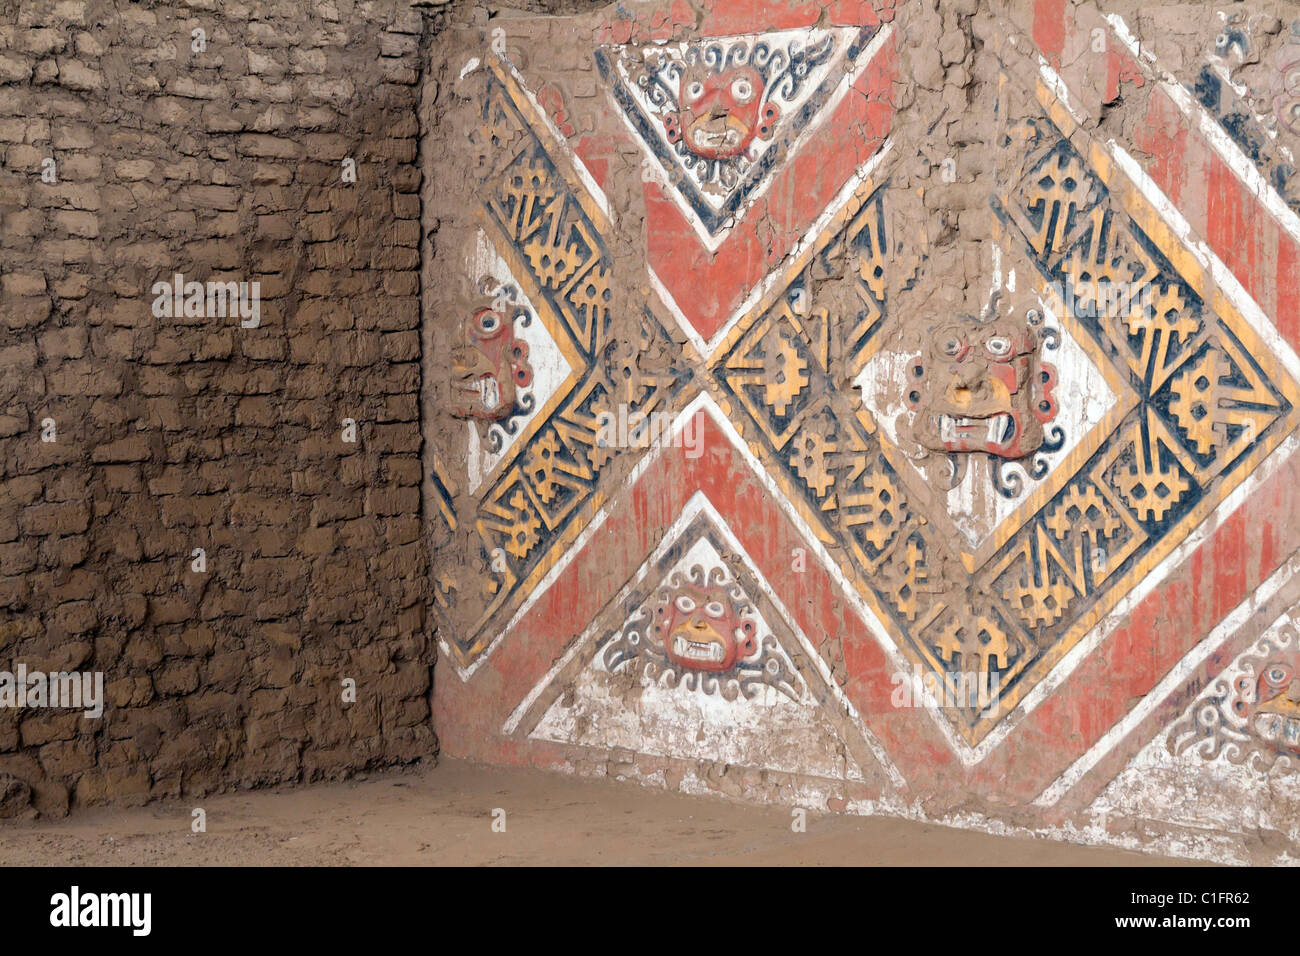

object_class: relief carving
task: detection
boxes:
[904,297,1058,461]
[449,297,534,422]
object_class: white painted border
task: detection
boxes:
[651,140,895,362]
[1104,12,1300,248]
[504,59,610,221]
[1013,57,1300,799]
[502,486,908,789]
[604,24,892,253]
[1036,543,1300,807]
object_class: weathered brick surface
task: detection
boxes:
[0,0,446,816]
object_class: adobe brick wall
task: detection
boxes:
[0,0,445,817]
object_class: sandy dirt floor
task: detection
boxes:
[0,758,1185,865]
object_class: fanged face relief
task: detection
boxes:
[906,314,1059,459]
[664,64,780,160]
[651,580,758,673]
[449,306,533,421]
[1239,662,1300,754]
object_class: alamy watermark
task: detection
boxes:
[50,886,151,936]
[151,272,261,328]
[0,665,104,718]
[595,404,704,459]
[1046,278,1164,321]
[890,665,1002,710]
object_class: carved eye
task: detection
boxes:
[1287,68,1300,92]
[704,600,726,619]
[730,76,753,104]
[1266,664,1292,687]
[477,310,502,335]
[685,81,704,103]
[675,595,697,614]
[985,335,1012,357]
[940,336,963,356]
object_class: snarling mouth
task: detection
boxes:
[937,412,1016,446]
[687,117,747,154]
[1253,710,1300,751]
[457,374,501,412]
[671,632,725,663]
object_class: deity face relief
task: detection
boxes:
[906,314,1058,459]
[449,306,533,421]
[664,64,780,160]
[651,579,758,673]
[1237,662,1300,754]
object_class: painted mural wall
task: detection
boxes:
[420,0,1300,863]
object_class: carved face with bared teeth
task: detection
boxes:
[651,578,758,673]
[664,64,780,161]
[906,314,1058,459]
[1237,662,1300,755]
[449,306,533,421]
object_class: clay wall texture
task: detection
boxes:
[0,0,439,817]
[5,0,1300,863]
[423,0,1300,863]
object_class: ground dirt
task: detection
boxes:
[0,758,1191,865]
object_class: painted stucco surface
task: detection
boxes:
[422,0,1300,863]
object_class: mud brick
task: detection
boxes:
[37,326,86,360]
[146,595,193,626]
[153,661,200,696]
[183,184,241,210]
[105,677,153,709]
[55,59,102,90]
[202,650,247,685]
[234,396,277,427]
[0,342,38,368]
[51,209,99,237]
[367,486,418,516]
[380,330,419,362]
[0,541,37,575]
[40,534,88,567]
[1,272,47,296]
[238,133,302,159]
[100,466,142,493]
[20,502,89,536]
[20,713,81,748]
[367,422,419,453]
[255,213,293,240]
[376,393,417,422]
[21,28,67,55]
[391,193,419,220]
[42,472,86,501]
[3,295,50,329]
[0,54,34,82]
[302,213,337,242]
[49,599,96,635]
[42,181,99,209]
[381,456,421,486]
[37,738,95,780]
[159,494,224,528]
[1,476,43,507]
[230,495,293,526]
[384,515,420,546]
[143,397,186,431]
[166,625,216,657]
[91,435,150,463]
